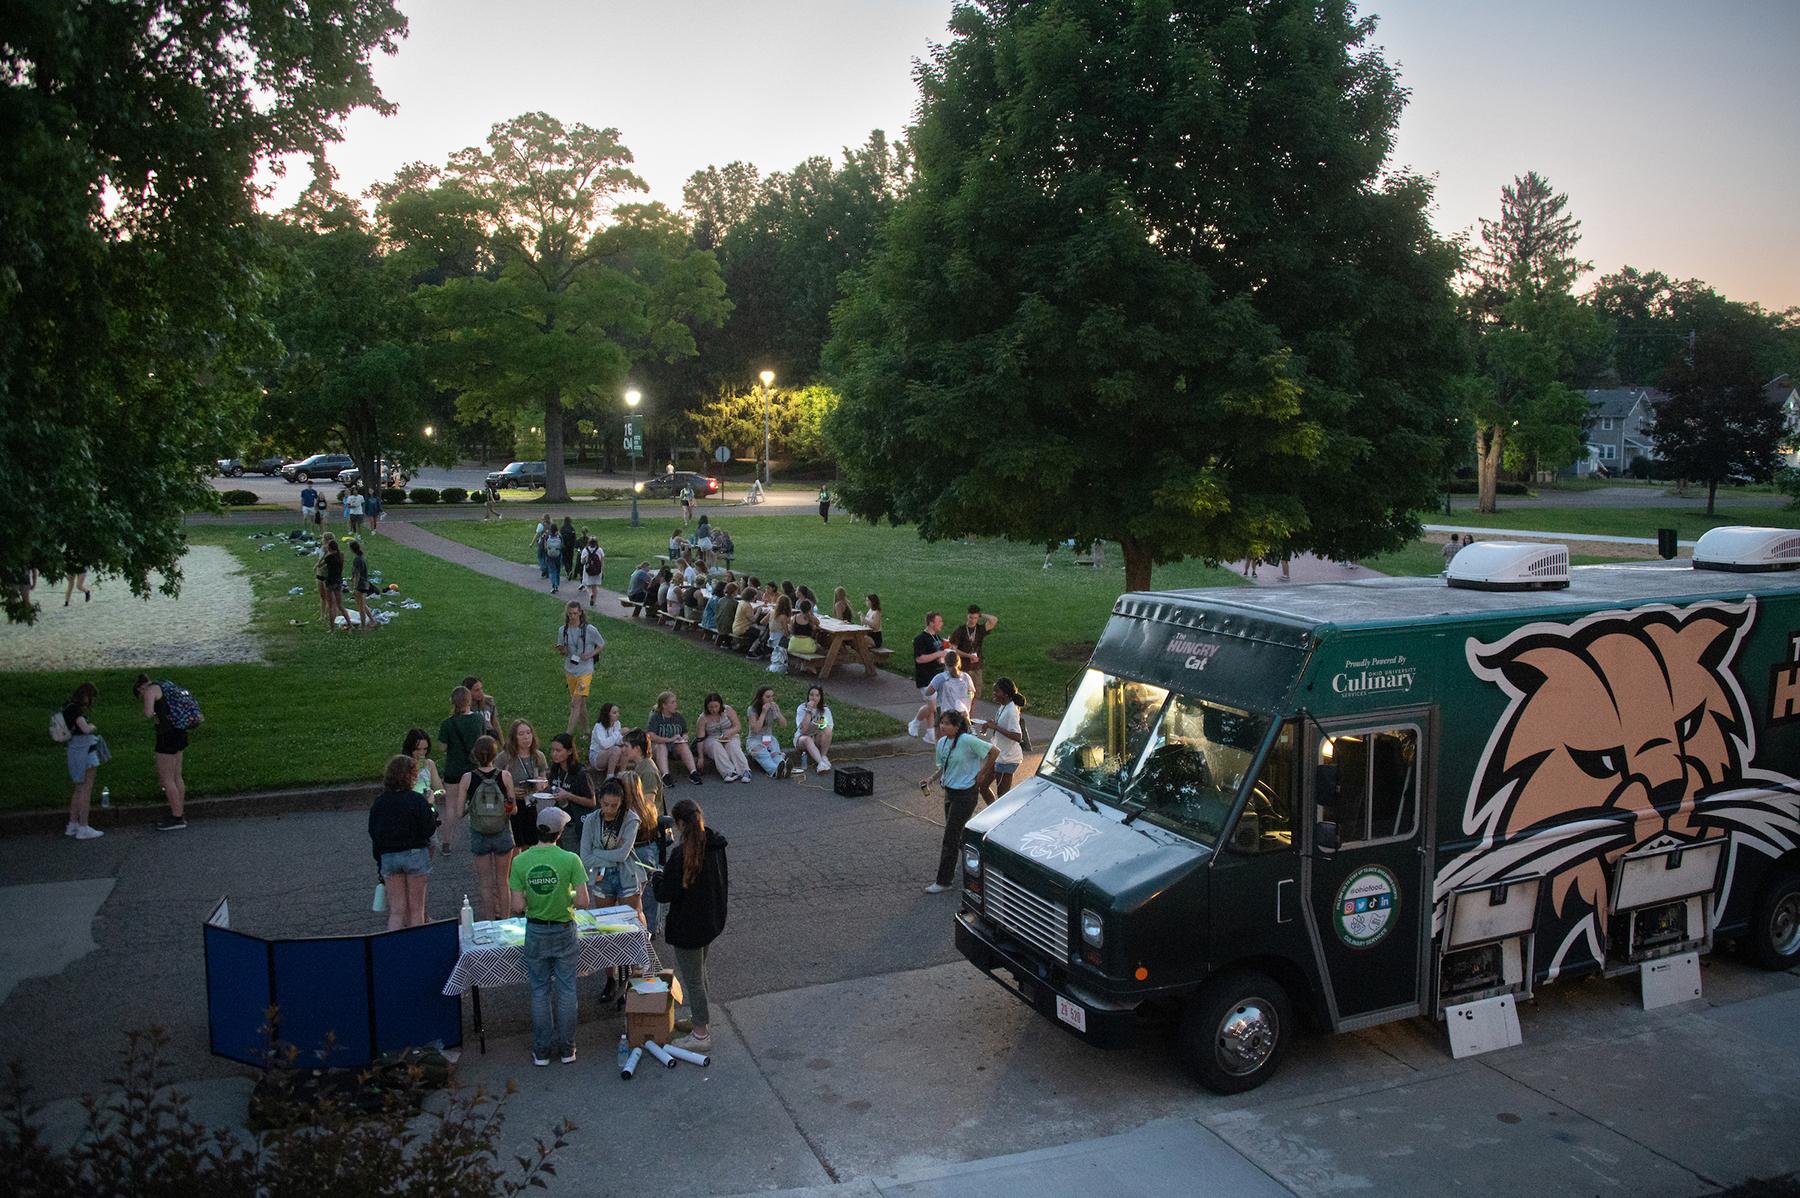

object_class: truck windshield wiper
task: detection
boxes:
[1119,785,1149,826]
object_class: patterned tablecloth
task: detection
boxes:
[442,911,655,996]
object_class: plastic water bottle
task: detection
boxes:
[616,1033,629,1073]
[100,786,111,809]
[460,895,475,938]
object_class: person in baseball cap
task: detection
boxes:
[537,806,571,835]
[509,801,589,1066]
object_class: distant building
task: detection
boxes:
[1578,386,1663,475]
[1771,375,1800,467]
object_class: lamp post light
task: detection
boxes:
[625,388,642,528]
[760,369,776,486]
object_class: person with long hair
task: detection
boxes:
[466,734,518,920]
[545,731,595,849]
[745,685,790,778]
[766,595,793,673]
[347,539,375,631]
[556,600,605,737]
[863,593,883,648]
[580,776,644,1001]
[921,709,997,894]
[62,682,105,839]
[312,533,337,628]
[653,798,728,1054]
[976,678,1029,804]
[132,674,190,831]
[462,674,502,740]
[697,692,752,783]
[588,702,627,777]
[438,685,486,850]
[322,535,348,631]
[794,685,835,774]
[496,719,549,857]
[927,648,976,722]
[402,727,446,849]
[369,754,434,929]
[831,586,852,622]
[647,690,702,785]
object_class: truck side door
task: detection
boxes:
[1305,714,1431,1026]
[1210,721,1312,986]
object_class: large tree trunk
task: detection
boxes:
[1476,425,1505,514]
[543,385,571,502]
[1707,479,1718,516]
[1120,535,1153,593]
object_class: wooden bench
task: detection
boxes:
[870,646,894,663]
[619,597,647,618]
[787,651,826,675]
[668,613,699,634]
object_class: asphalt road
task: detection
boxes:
[208,464,787,509]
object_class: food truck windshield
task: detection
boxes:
[1042,668,1272,847]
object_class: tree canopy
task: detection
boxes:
[826,0,1464,590]
[0,0,406,621]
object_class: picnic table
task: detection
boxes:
[810,615,880,680]
[443,908,655,1053]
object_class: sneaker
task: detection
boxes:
[532,1053,550,1067]
[65,821,78,837]
[924,882,949,894]
[561,1046,577,1064]
[922,731,938,746]
[907,717,921,737]
[738,773,751,784]
[673,1031,712,1053]
[690,771,703,785]
[154,815,188,832]
[662,773,674,786]
[74,825,105,840]
[816,759,832,774]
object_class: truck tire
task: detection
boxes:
[1179,970,1291,1094]
[1749,869,1800,970]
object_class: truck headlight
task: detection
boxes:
[962,844,981,876]
[1080,909,1104,947]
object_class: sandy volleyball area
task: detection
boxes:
[0,545,263,672]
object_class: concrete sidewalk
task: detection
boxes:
[1424,523,1697,547]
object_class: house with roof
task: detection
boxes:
[1770,375,1800,466]
[1580,386,1663,473]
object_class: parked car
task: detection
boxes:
[485,461,548,491]
[216,457,245,477]
[635,471,720,499]
[338,461,409,489]
[248,455,286,476]
[281,453,355,484]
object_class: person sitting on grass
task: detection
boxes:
[647,690,702,785]
[696,691,752,783]
[745,686,790,777]
[588,702,627,778]
[794,685,834,774]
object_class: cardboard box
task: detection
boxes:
[623,969,683,1048]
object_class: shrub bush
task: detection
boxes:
[1443,480,1531,496]
[441,486,469,504]
[220,489,259,506]
[590,487,634,501]
[409,487,441,505]
[381,486,407,505]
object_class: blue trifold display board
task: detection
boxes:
[203,897,462,1067]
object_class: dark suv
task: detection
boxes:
[282,453,355,484]
[485,461,547,490]
[635,471,720,499]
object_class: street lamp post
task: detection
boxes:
[760,369,776,486]
[625,388,642,528]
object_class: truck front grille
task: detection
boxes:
[983,867,1069,965]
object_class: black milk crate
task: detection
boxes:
[833,765,873,797]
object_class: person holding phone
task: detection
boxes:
[794,685,835,774]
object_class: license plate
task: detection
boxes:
[1055,996,1088,1033]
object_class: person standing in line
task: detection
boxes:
[948,605,999,711]
[347,539,376,631]
[496,719,550,858]
[588,702,627,778]
[346,485,365,537]
[793,685,834,774]
[817,485,831,523]
[402,727,446,851]
[132,674,191,831]
[921,710,997,894]
[556,600,605,737]
[653,798,728,1055]
[369,753,435,930]
[510,807,591,1067]
[623,729,666,821]
[580,536,605,607]
[619,730,669,938]
[462,674,502,741]
[927,649,976,723]
[62,682,106,839]
[466,733,519,920]
[580,776,644,1000]
[863,593,883,647]
[545,732,595,851]
[437,685,486,851]
[909,611,949,743]
[976,677,1028,805]
[299,482,319,532]
[745,686,790,778]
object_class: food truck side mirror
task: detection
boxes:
[1314,820,1340,856]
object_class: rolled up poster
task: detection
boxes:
[619,1046,643,1080]
[644,1040,677,1069]
[664,1044,711,1068]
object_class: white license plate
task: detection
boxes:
[1055,996,1087,1033]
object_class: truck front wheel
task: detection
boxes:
[1750,870,1800,969]
[1179,970,1291,1094]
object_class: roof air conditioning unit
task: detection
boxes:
[1691,527,1800,572]
[1446,542,1570,591]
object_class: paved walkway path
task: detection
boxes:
[1227,553,1384,587]
[379,521,1061,743]
[1423,523,1694,547]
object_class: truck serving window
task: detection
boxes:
[1043,669,1271,847]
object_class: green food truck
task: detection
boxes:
[955,530,1800,1092]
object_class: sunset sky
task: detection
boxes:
[285,0,1800,310]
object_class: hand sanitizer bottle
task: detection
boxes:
[460,894,475,938]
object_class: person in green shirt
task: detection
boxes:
[921,710,998,894]
[508,807,591,1066]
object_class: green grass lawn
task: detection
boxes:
[4,525,898,811]
[1367,538,1653,577]
[430,514,1247,715]
[1442,505,1800,541]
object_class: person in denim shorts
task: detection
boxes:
[369,754,436,929]
[580,776,646,1000]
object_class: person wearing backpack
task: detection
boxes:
[60,682,106,840]
[464,734,518,920]
[544,524,564,594]
[133,673,196,831]
[580,537,605,608]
